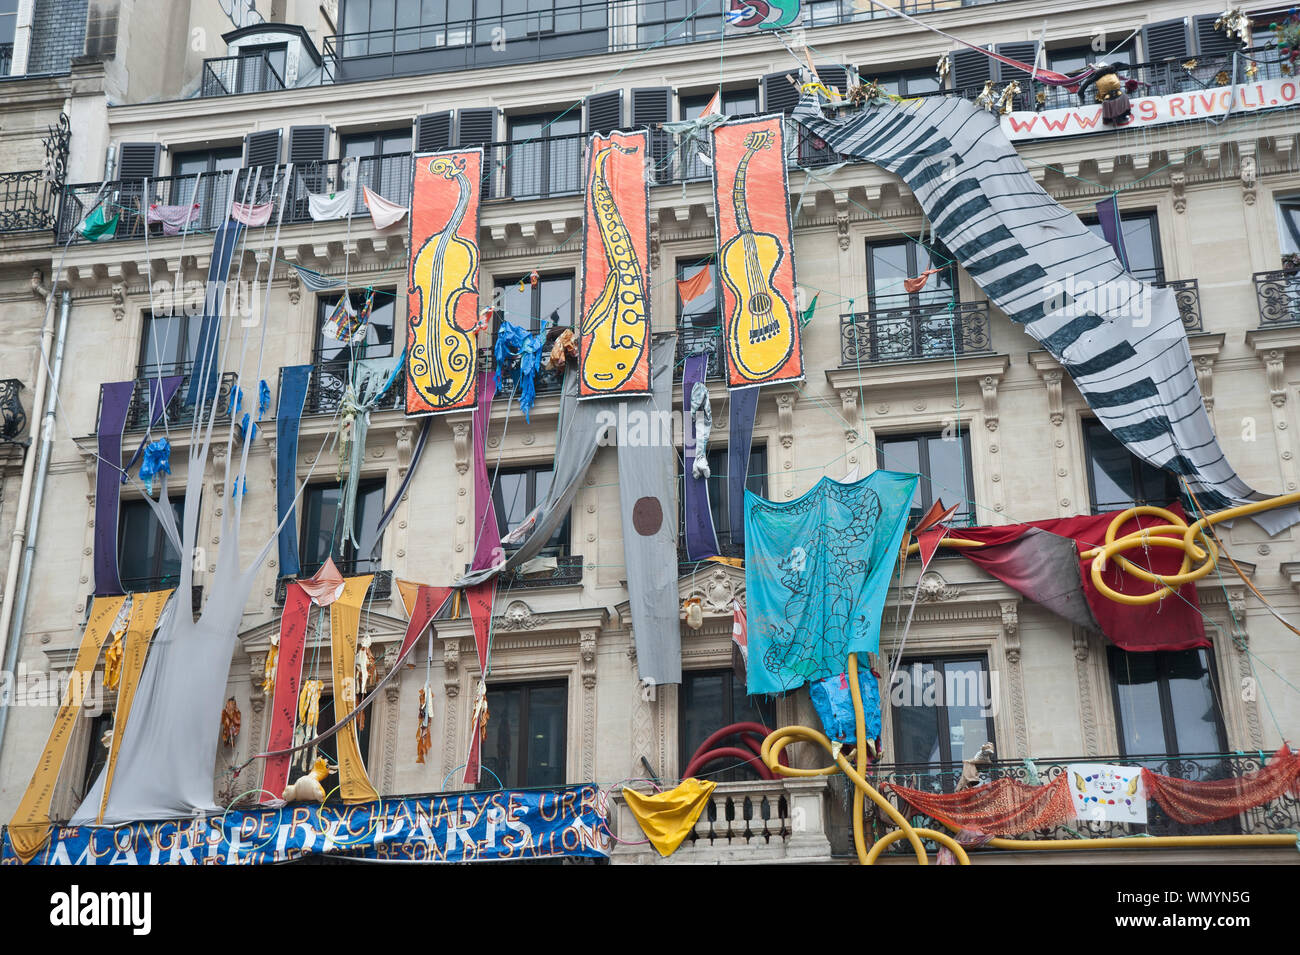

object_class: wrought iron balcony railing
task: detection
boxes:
[103,368,238,432]
[0,169,61,234]
[284,362,406,419]
[0,379,27,444]
[1253,268,1300,328]
[96,583,203,614]
[200,52,287,97]
[478,345,565,399]
[276,568,392,605]
[675,321,724,382]
[1157,277,1203,334]
[841,297,992,366]
[854,752,1300,857]
[497,553,583,589]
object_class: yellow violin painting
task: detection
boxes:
[406,151,482,415]
[579,132,650,397]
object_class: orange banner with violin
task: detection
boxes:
[710,115,804,390]
[578,129,652,399]
[405,149,483,416]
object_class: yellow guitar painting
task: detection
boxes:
[718,128,797,383]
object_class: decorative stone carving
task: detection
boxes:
[579,628,597,691]
[111,282,125,322]
[496,600,538,631]
[1171,170,1187,214]
[835,195,850,252]
[1041,369,1064,426]
[1239,145,1257,206]
[451,421,470,473]
[1072,630,1100,756]
[649,221,661,270]
[980,374,1000,431]
[1195,354,1216,413]
[681,567,743,614]
[906,571,961,603]
[396,426,413,476]
[287,268,301,304]
[1264,350,1287,407]
[776,392,795,448]
[839,389,859,442]
[999,599,1028,756]
[442,638,460,697]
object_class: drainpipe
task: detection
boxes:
[0,288,71,762]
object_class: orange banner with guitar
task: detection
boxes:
[578,130,652,399]
[405,149,483,416]
[710,116,803,390]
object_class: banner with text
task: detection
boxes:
[1,785,611,865]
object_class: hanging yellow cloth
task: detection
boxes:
[97,588,174,824]
[7,594,127,864]
[622,778,717,857]
[330,575,379,803]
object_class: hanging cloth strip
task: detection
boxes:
[289,262,346,293]
[231,200,272,227]
[462,581,496,785]
[683,353,720,562]
[1142,746,1300,824]
[275,365,313,578]
[903,268,942,294]
[330,576,379,803]
[96,589,175,824]
[338,356,404,548]
[1094,195,1130,271]
[185,219,245,406]
[792,92,1298,534]
[6,595,129,864]
[93,381,135,596]
[676,266,713,305]
[120,375,184,484]
[727,385,759,547]
[618,336,682,685]
[470,374,503,572]
[622,778,717,857]
[259,582,312,804]
[308,186,356,221]
[369,417,431,562]
[147,203,200,236]
[78,202,119,241]
[362,184,408,230]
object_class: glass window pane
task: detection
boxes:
[723,88,759,116]
[351,481,386,570]
[681,671,726,761]
[939,660,990,762]
[525,684,567,787]
[1086,421,1140,511]
[926,434,971,524]
[868,240,910,301]
[1166,649,1222,753]
[494,472,531,539]
[892,661,942,765]
[1111,649,1164,756]
[302,486,341,571]
[482,685,522,788]
[537,274,574,329]
[1279,200,1300,255]
[677,260,718,326]
[877,437,921,513]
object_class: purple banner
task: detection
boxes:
[683,353,719,561]
[728,385,759,546]
[94,381,136,596]
[470,374,502,572]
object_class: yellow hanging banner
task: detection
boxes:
[97,588,174,824]
[330,575,379,803]
[622,778,717,857]
[7,594,128,864]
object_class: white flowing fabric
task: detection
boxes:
[362,185,408,230]
[308,188,355,221]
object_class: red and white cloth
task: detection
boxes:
[231,201,272,226]
[147,203,199,236]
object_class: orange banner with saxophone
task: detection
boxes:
[97,588,174,824]
[406,149,483,416]
[7,594,128,863]
[578,129,651,399]
[710,115,803,390]
[330,576,379,803]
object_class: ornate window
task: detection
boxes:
[679,668,774,781]
[890,655,996,769]
[479,680,568,789]
[1108,647,1228,758]
[1082,419,1179,513]
[875,430,974,528]
[300,479,386,577]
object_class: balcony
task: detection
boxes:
[276,568,393,605]
[102,368,238,432]
[0,169,60,234]
[497,553,583,589]
[200,52,287,97]
[285,363,405,419]
[856,752,1300,859]
[840,297,992,366]
[610,777,834,863]
[1253,268,1300,328]
[674,322,724,382]
[1157,277,1203,333]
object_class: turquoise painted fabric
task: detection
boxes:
[743,472,918,694]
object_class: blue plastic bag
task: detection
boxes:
[809,666,882,745]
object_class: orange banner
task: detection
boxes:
[406,150,483,416]
[7,595,127,863]
[710,115,803,389]
[97,588,174,824]
[330,576,379,803]
[579,130,651,399]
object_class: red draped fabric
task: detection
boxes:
[1142,746,1300,824]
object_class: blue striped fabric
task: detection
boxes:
[794,94,1296,533]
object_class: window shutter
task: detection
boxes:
[1142,18,1191,63]
[814,64,849,97]
[632,87,672,183]
[243,129,283,171]
[118,142,161,181]
[288,125,330,165]
[455,107,497,198]
[762,70,799,114]
[414,110,453,152]
[585,90,623,134]
[1193,13,1235,57]
[994,42,1038,83]
[950,47,991,94]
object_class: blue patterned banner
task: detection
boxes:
[744,472,917,695]
[2,785,610,865]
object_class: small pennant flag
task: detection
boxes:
[799,292,818,327]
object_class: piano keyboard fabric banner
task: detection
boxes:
[406,150,483,416]
[793,94,1300,534]
[579,130,652,399]
[711,116,804,390]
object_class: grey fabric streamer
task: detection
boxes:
[690,380,712,480]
